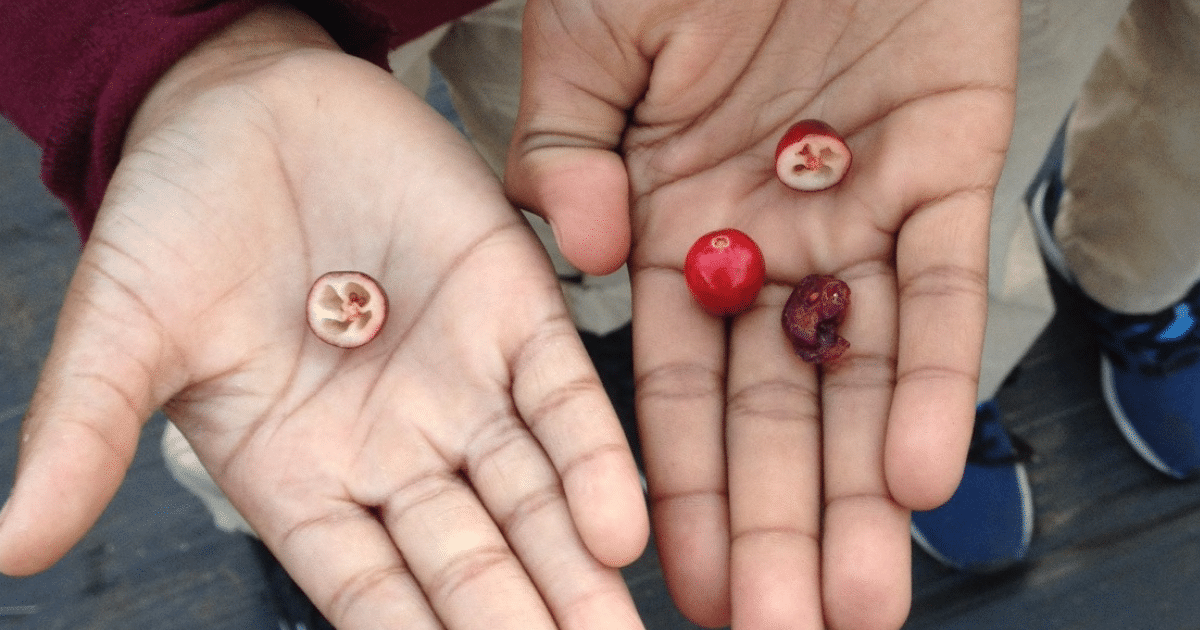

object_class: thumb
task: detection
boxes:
[0,271,178,576]
[506,146,632,276]
[504,1,648,276]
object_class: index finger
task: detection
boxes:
[631,265,733,628]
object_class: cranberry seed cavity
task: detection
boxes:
[306,271,389,348]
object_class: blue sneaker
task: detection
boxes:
[911,400,1035,572]
[1030,166,1200,479]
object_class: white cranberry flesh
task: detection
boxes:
[774,119,852,191]
[306,271,388,348]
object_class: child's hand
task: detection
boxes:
[507,1,1019,628]
[0,8,647,630]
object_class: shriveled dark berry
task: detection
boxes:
[782,274,850,363]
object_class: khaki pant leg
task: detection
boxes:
[979,0,1132,398]
[1056,0,1200,314]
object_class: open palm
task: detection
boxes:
[0,25,647,630]
[507,1,1018,628]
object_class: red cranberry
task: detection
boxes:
[683,228,766,317]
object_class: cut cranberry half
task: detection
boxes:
[684,228,766,317]
[306,271,389,348]
[774,119,852,191]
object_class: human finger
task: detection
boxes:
[0,258,183,575]
[267,501,447,630]
[465,414,645,630]
[509,315,649,568]
[818,266,912,630]
[503,1,644,275]
[631,266,732,627]
[884,192,990,511]
[724,284,824,630]
[380,468,559,630]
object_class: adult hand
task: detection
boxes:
[507,1,1018,628]
[0,7,648,630]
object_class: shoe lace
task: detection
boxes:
[1031,158,1200,377]
[1086,282,1200,376]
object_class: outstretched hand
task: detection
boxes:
[0,7,647,630]
[507,1,1018,628]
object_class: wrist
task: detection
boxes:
[124,3,340,151]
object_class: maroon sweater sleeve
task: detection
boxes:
[0,0,487,239]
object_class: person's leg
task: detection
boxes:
[912,0,1134,572]
[1056,0,1200,314]
[161,421,255,534]
[1032,0,1200,479]
[980,0,1134,400]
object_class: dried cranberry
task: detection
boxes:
[782,274,850,363]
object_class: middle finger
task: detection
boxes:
[726,282,824,630]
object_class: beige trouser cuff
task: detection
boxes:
[1057,0,1200,314]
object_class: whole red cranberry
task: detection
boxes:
[684,228,766,317]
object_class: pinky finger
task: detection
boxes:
[885,194,990,510]
[510,317,649,568]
